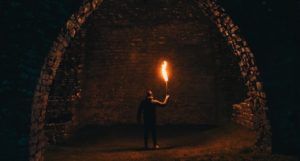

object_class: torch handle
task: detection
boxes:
[165,81,168,96]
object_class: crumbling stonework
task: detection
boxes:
[196,0,271,152]
[29,1,103,161]
[28,0,271,161]
[45,30,85,143]
[75,0,244,126]
[232,100,254,129]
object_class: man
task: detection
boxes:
[137,90,170,149]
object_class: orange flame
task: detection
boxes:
[161,61,168,82]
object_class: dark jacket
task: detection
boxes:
[137,96,169,126]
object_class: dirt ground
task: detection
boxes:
[45,124,298,161]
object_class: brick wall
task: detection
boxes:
[232,100,254,129]
[27,0,271,160]
[8,0,300,160]
[196,0,271,151]
[45,31,85,143]
[28,1,103,160]
[68,0,246,126]
[3,0,298,160]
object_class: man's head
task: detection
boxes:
[146,90,153,98]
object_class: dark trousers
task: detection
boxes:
[144,123,157,147]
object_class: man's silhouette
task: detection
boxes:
[137,90,170,149]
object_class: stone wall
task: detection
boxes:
[28,1,103,161]
[45,31,85,143]
[26,0,272,161]
[4,0,300,161]
[196,0,271,151]
[72,0,245,126]
[232,100,254,129]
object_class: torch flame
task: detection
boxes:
[161,61,168,82]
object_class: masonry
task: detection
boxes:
[3,0,300,161]
[45,0,245,130]
[29,0,271,160]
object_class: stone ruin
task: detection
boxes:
[28,0,272,161]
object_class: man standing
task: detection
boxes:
[137,90,170,149]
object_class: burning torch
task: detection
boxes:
[161,60,169,96]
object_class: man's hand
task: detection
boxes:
[164,95,170,104]
[166,95,170,100]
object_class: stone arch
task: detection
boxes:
[29,0,271,160]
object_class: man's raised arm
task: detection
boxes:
[151,95,170,107]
